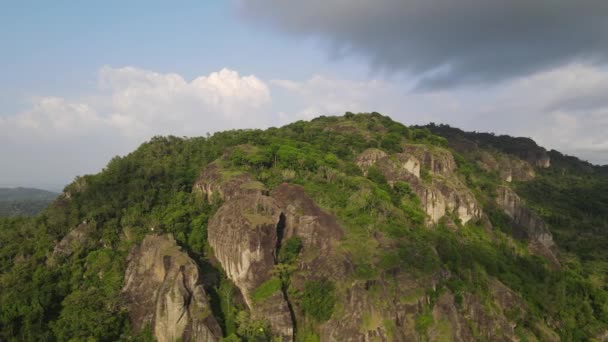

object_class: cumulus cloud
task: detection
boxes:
[99,66,272,137]
[238,0,608,88]
[0,67,272,188]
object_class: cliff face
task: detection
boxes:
[207,193,294,339]
[122,235,222,342]
[477,151,537,182]
[208,194,280,304]
[496,186,554,249]
[271,183,344,258]
[496,186,559,267]
[356,145,482,225]
[206,182,349,340]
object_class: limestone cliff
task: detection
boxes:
[356,145,482,225]
[122,234,222,342]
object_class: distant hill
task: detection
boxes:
[0,187,58,216]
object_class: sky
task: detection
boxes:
[1,0,608,191]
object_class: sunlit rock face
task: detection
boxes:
[122,234,222,342]
[192,162,265,202]
[356,146,482,226]
[207,193,294,340]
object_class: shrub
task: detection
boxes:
[301,279,336,322]
[252,278,282,303]
[279,237,302,264]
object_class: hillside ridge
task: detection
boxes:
[0,113,606,341]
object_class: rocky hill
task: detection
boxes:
[0,113,606,341]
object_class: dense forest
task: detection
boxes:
[0,187,58,216]
[0,113,606,341]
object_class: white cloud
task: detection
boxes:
[0,67,273,188]
[100,66,272,137]
[2,63,608,189]
[2,97,104,138]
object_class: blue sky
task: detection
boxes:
[1,1,608,190]
[0,0,368,106]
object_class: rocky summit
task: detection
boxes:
[1,113,607,341]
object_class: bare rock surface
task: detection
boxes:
[272,183,344,257]
[356,146,482,225]
[207,193,294,339]
[193,162,265,202]
[496,187,555,248]
[122,234,221,342]
[477,151,536,182]
[496,186,559,266]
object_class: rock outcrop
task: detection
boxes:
[192,163,266,202]
[272,183,344,257]
[319,274,531,342]
[356,146,482,225]
[496,187,554,248]
[207,194,294,340]
[51,222,94,258]
[496,186,559,266]
[122,234,222,342]
[207,182,349,340]
[402,144,456,176]
[477,151,536,182]
[354,148,388,175]
[208,194,281,306]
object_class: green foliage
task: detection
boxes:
[366,166,387,185]
[415,310,434,336]
[235,310,271,341]
[380,132,402,153]
[252,278,282,303]
[51,287,127,341]
[278,236,302,264]
[301,279,336,322]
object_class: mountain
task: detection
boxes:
[0,187,58,216]
[0,113,606,341]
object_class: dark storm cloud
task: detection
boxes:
[238,0,608,88]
